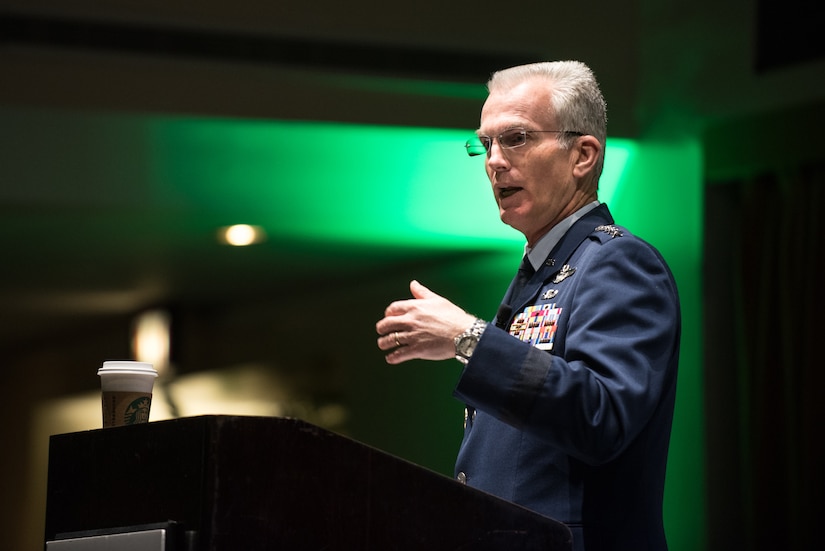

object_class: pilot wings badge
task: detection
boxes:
[552,265,576,284]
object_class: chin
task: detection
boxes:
[499,212,523,234]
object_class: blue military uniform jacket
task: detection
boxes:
[454,204,680,551]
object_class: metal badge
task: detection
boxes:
[552,264,576,283]
[542,289,558,300]
[595,224,623,238]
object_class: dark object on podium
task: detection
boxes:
[45,415,572,550]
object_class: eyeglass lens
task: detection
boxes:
[480,129,528,151]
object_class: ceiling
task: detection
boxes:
[2,0,824,352]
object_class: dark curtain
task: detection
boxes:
[704,162,825,550]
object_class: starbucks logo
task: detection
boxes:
[123,396,152,425]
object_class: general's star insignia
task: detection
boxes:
[595,224,623,238]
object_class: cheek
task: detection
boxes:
[525,159,565,195]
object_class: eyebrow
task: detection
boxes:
[476,125,527,136]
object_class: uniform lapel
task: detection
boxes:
[510,204,615,314]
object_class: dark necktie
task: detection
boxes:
[494,256,534,329]
[511,255,535,300]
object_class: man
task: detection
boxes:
[376,61,680,551]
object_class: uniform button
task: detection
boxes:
[456,472,467,484]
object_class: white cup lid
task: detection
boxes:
[98,360,158,377]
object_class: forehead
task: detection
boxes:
[479,79,554,133]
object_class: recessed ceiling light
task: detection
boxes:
[218,224,266,246]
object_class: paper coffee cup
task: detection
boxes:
[98,361,158,428]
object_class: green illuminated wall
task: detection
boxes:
[149,118,703,550]
[612,139,705,550]
[150,120,632,249]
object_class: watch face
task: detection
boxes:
[458,335,478,357]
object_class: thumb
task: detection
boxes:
[410,279,439,300]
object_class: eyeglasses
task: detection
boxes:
[465,128,584,157]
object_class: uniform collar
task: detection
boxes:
[524,201,600,271]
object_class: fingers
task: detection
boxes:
[384,343,413,365]
[375,330,414,365]
[382,299,408,318]
[375,281,427,354]
[376,280,465,364]
[410,279,428,298]
[375,309,404,341]
[410,279,438,300]
[382,281,432,317]
[378,280,422,330]
[376,330,403,352]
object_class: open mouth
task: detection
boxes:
[499,187,522,199]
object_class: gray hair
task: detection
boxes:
[488,61,607,181]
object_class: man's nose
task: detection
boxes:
[486,140,510,170]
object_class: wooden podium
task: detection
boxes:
[44,415,572,550]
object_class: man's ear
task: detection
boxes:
[572,135,602,179]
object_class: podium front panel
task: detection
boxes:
[45,415,572,550]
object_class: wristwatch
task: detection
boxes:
[454,319,488,365]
